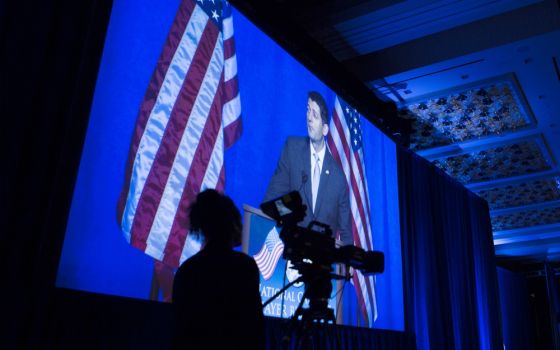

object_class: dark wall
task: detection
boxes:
[0,1,113,347]
[45,288,415,350]
[528,276,554,349]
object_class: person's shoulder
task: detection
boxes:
[230,251,259,269]
[285,136,307,147]
[325,150,348,184]
[231,250,257,263]
[283,136,309,155]
[176,250,204,273]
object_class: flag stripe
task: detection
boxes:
[223,16,233,40]
[352,273,369,325]
[254,243,284,280]
[216,158,226,193]
[353,150,374,248]
[349,148,373,250]
[145,48,224,262]
[328,130,369,246]
[222,23,241,149]
[329,129,369,248]
[224,54,237,81]
[336,108,373,250]
[328,136,363,243]
[222,93,241,126]
[333,101,377,322]
[117,0,196,225]
[328,96,377,325]
[199,125,224,193]
[334,104,373,250]
[330,108,372,249]
[163,73,225,266]
[265,246,283,279]
[365,274,377,322]
[357,273,376,324]
[254,228,284,280]
[223,75,238,101]
[351,214,373,325]
[224,37,235,60]
[179,232,202,264]
[224,117,242,148]
[128,12,219,250]
[119,0,243,269]
[121,4,212,244]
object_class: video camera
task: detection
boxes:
[260,191,384,325]
[260,191,384,275]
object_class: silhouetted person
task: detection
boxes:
[172,189,265,350]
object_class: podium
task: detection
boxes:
[242,204,343,322]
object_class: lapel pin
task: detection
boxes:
[326,170,330,175]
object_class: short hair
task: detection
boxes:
[308,91,329,125]
[189,189,241,245]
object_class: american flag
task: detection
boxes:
[117,0,242,268]
[253,227,284,280]
[327,96,378,325]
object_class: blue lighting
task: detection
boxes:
[56,0,404,331]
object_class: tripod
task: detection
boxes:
[263,267,346,349]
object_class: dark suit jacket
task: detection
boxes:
[264,136,352,245]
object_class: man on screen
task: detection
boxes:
[263,91,352,246]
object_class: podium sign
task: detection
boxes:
[242,205,337,319]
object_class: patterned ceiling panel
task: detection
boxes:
[432,140,552,184]
[492,206,560,231]
[399,78,534,150]
[477,177,560,209]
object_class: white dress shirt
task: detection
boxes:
[310,140,326,212]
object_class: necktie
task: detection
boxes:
[312,153,320,213]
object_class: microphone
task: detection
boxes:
[300,171,314,219]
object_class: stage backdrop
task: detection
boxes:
[56,0,404,331]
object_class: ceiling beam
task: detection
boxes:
[342,0,560,81]
[294,0,403,28]
[491,200,560,216]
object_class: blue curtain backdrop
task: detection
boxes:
[545,262,560,348]
[397,148,503,350]
[496,267,533,350]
